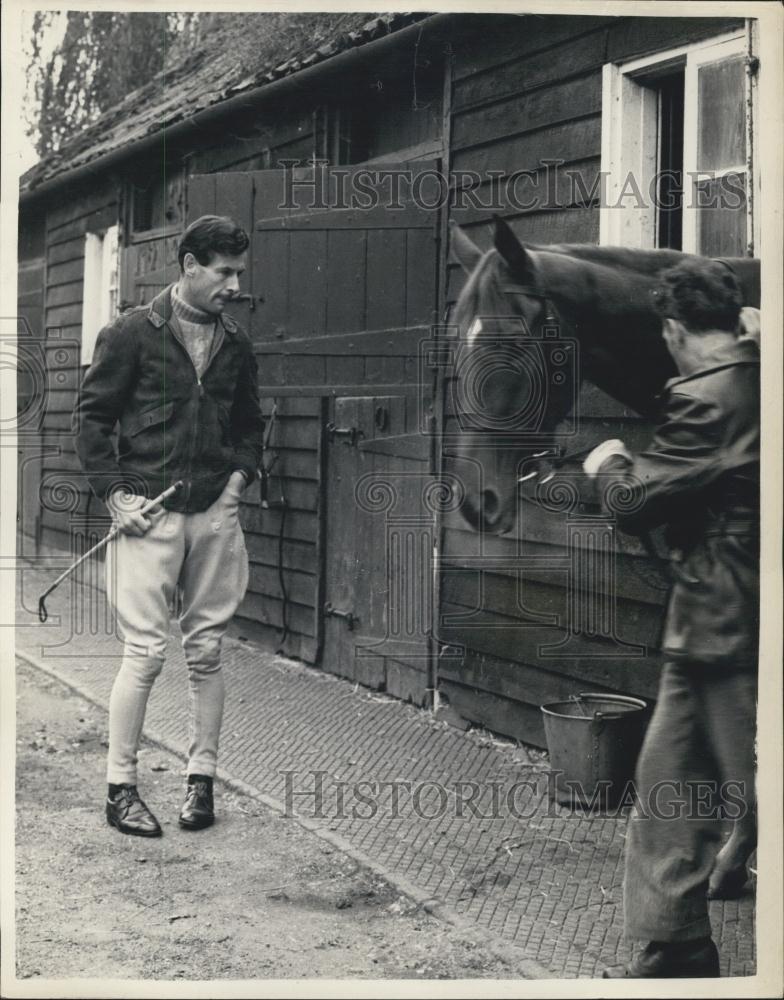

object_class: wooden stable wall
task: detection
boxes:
[17,208,47,552]
[31,182,120,554]
[185,167,324,662]
[122,106,330,662]
[171,51,447,673]
[436,13,745,745]
[19,11,748,749]
[185,165,440,685]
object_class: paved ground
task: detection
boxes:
[13,659,520,983]
[14,561,756,980]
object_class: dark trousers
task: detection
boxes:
[623,660,757,942]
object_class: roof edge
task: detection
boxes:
[20,12,452,205]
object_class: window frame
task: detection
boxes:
[599,27,757,255]
[325,54,445,168]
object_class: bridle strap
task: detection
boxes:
[500,284,559,326]
[457,260,681,592]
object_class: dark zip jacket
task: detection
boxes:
[73,285,264,512]
[598,338,759,665]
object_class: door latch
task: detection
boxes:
[234,293,257,311]
[323,602,358,630]
[326,422,362,446]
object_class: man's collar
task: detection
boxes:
[664,337,759,391]
[171,283,215,325]
[147,284,238,334]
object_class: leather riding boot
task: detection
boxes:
[106,785,162,837]
[179,774,215,830]
[602,938,720,978]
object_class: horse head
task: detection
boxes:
[448,217,679,534]
[448,218,578,533]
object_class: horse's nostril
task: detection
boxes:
[482,489,500,523]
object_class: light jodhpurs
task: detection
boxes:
[105,502,249,784]
[623,660,757,942]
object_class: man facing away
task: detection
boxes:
[74,215,264,836]
[582,258,759,977]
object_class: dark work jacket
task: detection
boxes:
[73,285,264,512]
[598,339,759,666]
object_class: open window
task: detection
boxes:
[130,173,184,236]
[600,28,758,256]
[120,168,185,309]
[326,52,443,165]
[81,225,119,366]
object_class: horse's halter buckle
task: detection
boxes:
[500,284,559,327]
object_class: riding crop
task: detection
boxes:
[37,480,184,623]
[516,445,598,485]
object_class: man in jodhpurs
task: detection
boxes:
[583,258,759,977]
[74,215,264,836]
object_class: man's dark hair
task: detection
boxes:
[177,215,249,270]
[653,258,743,333]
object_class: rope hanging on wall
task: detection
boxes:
[260,401,290,653]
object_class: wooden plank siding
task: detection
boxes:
[17,209,47,552]
[187,108,317,176]
[436,13,745,745]
[19,11,750,745]
[185,169,326,663]
[248,162,440,687]
[29,103,323,646]
[234,395,322,662]
[36,181,120,553]
[441,14,613,743]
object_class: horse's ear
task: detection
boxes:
[449,220,482,273]
[493,215,535,283]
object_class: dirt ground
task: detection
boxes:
[14,660,518,982]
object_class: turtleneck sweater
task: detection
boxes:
[171,284,216,378]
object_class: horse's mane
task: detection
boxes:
[529,243,688,273]
[451,242,677,418]
[454,240,755,331]
[457,245,689,309]
[525,244,759,310]
[456,245,665,318]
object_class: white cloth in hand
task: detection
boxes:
[582,439,632,478]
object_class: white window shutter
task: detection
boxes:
[101,224,120,327]
[81,225,119,366]
[81,232,103,366]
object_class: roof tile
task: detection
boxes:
[22,11,425,193]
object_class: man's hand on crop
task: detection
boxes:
[107,490,158,536]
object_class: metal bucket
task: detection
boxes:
[541,692,648,810]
